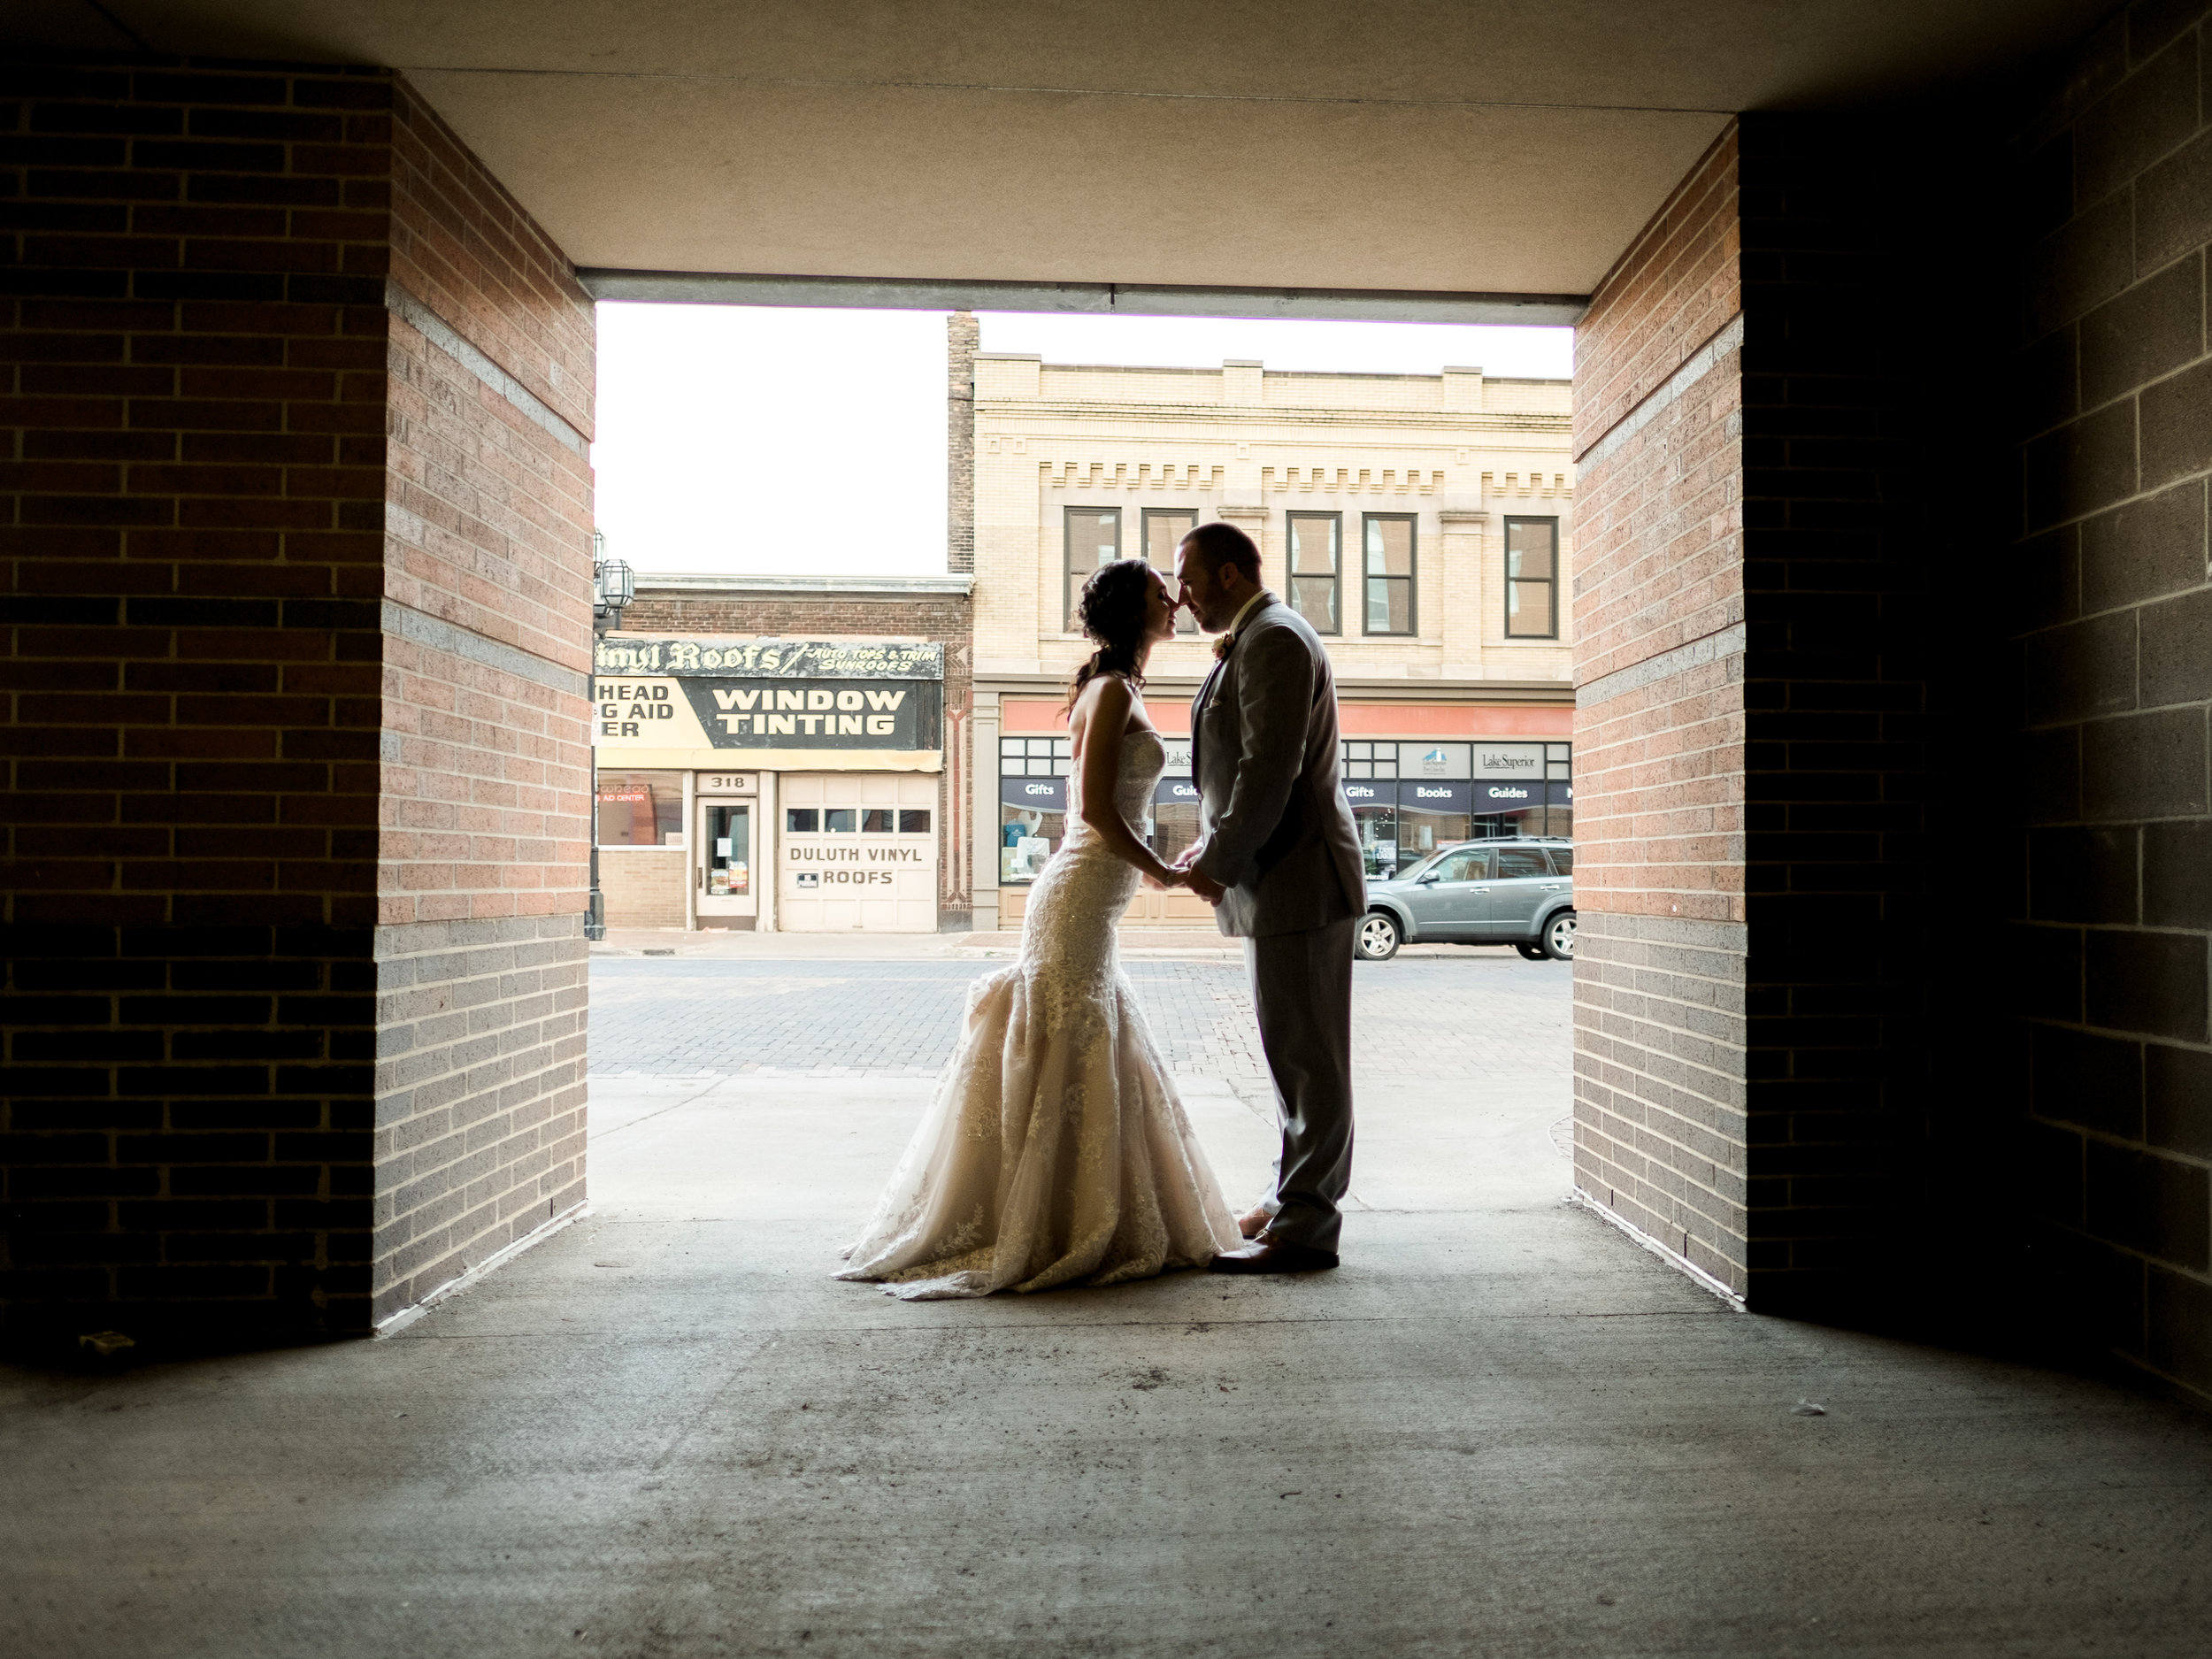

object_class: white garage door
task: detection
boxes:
[778,772,940,933]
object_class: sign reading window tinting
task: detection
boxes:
[594,675,941,751]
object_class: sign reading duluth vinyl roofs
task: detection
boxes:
[593,638,943,680]
[592,638,944,753]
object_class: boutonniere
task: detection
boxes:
[1212,631,1235,663]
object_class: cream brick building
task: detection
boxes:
[960,333,1578,931]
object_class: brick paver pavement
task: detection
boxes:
[588,952,1571,1086]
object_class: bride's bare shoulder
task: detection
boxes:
[1101,673,1158,735]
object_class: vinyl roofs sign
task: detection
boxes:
[593,638,942,680]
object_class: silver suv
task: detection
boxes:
[1356,839,1575,962]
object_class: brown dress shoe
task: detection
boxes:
[1206,1233,1340,1274]
[1236,1204,1272,1240]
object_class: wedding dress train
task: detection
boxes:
[837,726,1240,1299]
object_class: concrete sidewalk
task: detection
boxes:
[590,925,1494,962]
[4,976,2209,1656]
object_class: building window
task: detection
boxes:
[1362,514,1416,635]
[1142,508,1199,633]
[596,770,684,847]
[1286,512,1340,634]
[998,735,1073,882]
[1340,741,1400,877]
[787,806,858,832]
[1505,517,1559,639]
[1064,507,1121,629]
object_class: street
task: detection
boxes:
[587,946,1579,1217]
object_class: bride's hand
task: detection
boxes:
[1143,864,1183,892]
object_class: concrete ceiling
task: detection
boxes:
[14,1,2113,298]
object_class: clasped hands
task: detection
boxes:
[1151,846,1227,905]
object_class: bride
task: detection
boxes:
[837,558,1241,1298]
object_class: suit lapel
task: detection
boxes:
[1190,661,1220,781]
[1191,595,1279,788]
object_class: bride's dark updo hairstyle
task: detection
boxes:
[1065,557,1156,712]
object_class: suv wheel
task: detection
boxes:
[1540,910,1577,961]
[1356,911,1402,962]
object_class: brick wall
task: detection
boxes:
[614,591,974,919]
[947,311,976,574]
[371,81,594,1324]
[1573,116,1997,1312]
[597,849,687,929]
[1571,127,1753,1295]
[1,61,593,1345]
[2012,0,2212,1402]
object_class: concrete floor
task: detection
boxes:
[5,954,2212,1657]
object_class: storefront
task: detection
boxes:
[1341,739,1574,880]
[593,635,946,933]
[985,696,1571,926]
[995,731,1214,926]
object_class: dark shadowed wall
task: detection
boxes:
[1573,111,2021,1317]
[2013,0,2212,1402]
[0,61,594,1344]
[1572,0,2211,1406]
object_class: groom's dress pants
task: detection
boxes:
[1246,912,1357,1253]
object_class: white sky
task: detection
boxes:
[591,305,1575,578]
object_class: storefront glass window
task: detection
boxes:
[825,809,856,833]
[1471,805,1545,841]
[596,770,684,847]
[1398,809,1470,857]
[1001,805,1063,881]
[703,802,749,895]
[1148,802,1201,871]
[899,810,932,833]
[787,807,818,833]
[999,733,1074,883]
[1354,806,1398,879]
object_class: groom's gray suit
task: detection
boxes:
[1190,593,1366,1253]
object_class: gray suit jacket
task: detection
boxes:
[1189,595,1367,937]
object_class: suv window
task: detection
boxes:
[1496,847,1551,879]
[1432,847,1492,881]
[1548,846,1572,874]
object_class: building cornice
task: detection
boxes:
[633,572,975,598]
[974,671,1572,705]
[976,402,1570,434]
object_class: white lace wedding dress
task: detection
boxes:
[837,726,1241,1299]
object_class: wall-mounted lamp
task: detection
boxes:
[592,531,634,634]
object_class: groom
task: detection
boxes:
[1172,522,1366,1273]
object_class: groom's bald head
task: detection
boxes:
[1179,522,1261,583]
[1175,523,1262,633]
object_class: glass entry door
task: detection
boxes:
[696,801,756,922]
